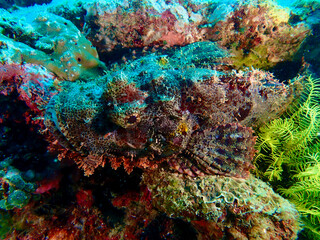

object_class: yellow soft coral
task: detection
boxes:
[211,2,310,69]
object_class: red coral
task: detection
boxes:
[35,175,61,194]
[0,62,59,114]
[110,186,158,240]
[76,189,94,209]
[8,202,110,239]
[88,3,205,53]
[0,62,26,95]
[191,220,224,240]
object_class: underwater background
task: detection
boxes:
[0,0,319,239]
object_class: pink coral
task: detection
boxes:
[0,62,59,114]
[87,3,206,53]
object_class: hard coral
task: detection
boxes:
[142,168,301,239]
[110,187,158,240]
[8,203,110,240]
[0,62,59,116]
[209,3,310,69]
[0,10,106,81]
[86,1,207,53]
[0,158,36,210]
[44,42,293,176]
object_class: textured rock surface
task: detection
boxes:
[209,2,310,69]
[143,169,301,239]
[0,9,106,81]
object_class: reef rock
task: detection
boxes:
[142,168,301,239]
[0,9,106,81]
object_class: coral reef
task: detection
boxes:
[290,0,320,76]
[85,0,207,52]
[0,157,36,210]
[0,211,12,238]
[1,0,319,239]
[209,2,310,69]
[292,0,320,25]
[8,201,111,239]
[143,168,300,239]
[0,0,52,9]
[0,9,106,81]
[110,187,159,239]
[39,0,238,63]
[0,62,59,117]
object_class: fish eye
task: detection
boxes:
[127,115,137,124]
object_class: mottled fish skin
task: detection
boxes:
[44,42,290,176]
[168,123,256,178]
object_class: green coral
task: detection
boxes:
[0,190,31,210]
[0,158,36,210]
[254,75,320,237]
[0,210,12,238]
[0,9,106,81]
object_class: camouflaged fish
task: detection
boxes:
[45,42,292,177]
